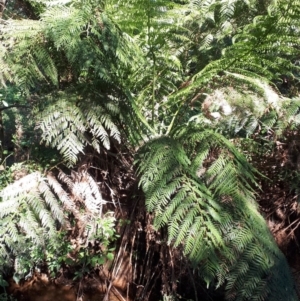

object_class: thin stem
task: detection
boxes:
[146,0,156,127]
[152,53,156,126]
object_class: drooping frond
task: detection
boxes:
[0,171,64,275]
[0,19,57,89]
[0,165,110,277]
[136,126,297,300]
[36,92,120,166]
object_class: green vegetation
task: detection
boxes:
[0,0,300,300]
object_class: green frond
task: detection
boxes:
[38,180,65,223]
[0,172,65,240]
[84,104,121,149]
[136,125,297,300]
[137,136,226,258]
[0,19,58,89]
[37,93,120,166]
[0,165,112,276]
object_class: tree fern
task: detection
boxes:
[1,0,300,300]
[106,0,188,134]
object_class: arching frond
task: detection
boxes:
[36,92,120,166]
[0,166,111,277]
[136,126,297,300]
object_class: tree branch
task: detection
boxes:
[0,104,30,111]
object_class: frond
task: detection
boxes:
[58,169,106,214]
[0,165,112,276]
[0,19,57,89]
[84,103,121,150]
[37,92,120,166]
[0,171,65,232]
[136,126,297,300]
[137,135,227,251]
